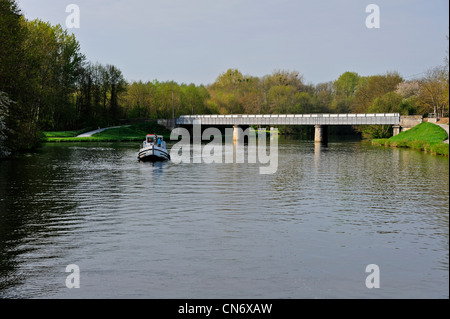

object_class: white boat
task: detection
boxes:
[138,134,170,162]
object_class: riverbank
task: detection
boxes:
[372,122,449,156]
[43,122,171,143]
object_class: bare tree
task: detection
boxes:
[418,66,449,117]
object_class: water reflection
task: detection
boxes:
[0,149,81,296]
[314,142,328,170]
[0,140,448,298]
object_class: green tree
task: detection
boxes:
[179,83,211,115]
[0,0,33,152]
[262,70,308,114]
[213,69,246,90]
[0,91,12,158]
[332,72,360,113]
[107,64,127,123]
[314,82,334,113]
[395,81,420,115]
[75,62,126,127]
[124,81,154,119]
[0,0,27,97]
[75,62,94,127]
[359,92,404,138]
[267,85,295,113]
[369,92,404,113]
[207,69,247,114]
[262,70,305,90]
[352,72,403,113]
[23,20,84,131]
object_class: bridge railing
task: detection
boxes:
[177,113,401,126]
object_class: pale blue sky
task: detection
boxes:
[17,0,449,85]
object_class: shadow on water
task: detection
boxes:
[0,149,80,297]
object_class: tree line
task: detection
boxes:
[0,0,127,155]
[1,0,448,158]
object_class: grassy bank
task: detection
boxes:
[372,122,449,156]
[44,122,171,143]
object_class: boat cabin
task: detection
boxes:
[146,134,156,144]
[144,134,165,149]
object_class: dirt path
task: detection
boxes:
[435,123,449,144]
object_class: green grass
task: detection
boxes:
[44,122,171,143]
[372,122,449,156]
[43,129,88,138]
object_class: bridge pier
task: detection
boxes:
[233,125,242,142]
[393,125,401,136]
[314,125,328,143]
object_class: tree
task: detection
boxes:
[395,81,420,115]
[124,81,153,119]
[0,0,27,96]
[349,72,403,139]
[267,85,295,114]
[352,72,403,113]
[213,69,246,90]
[0,0,40,151]
[179,83,211,115]
[207,69,247,114]
[240,91,264,114]
[334,72,360,98]
[2,18,86,133]
[52,25,85,129]
[262,70,305,90]
[0,91,12,158]
[395,81,420,99]
[332,72,360,113]
[417,66,449,117]
[315,82,334,113]
[107,64,126,122]
[74,62,126,127]
[359,92,404,138]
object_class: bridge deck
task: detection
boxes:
[177,113,400,126]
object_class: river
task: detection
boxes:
[0,138,448,298]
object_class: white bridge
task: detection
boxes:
[177,113,401,126]
[162,113,421,143]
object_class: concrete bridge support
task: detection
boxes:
[157,119,176,130]
[393,125,401,136]
[233,125,242,142]
[399,115,423,133]
[314,125,328,143]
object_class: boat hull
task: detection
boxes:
[138,146,170,162]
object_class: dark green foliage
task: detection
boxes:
[0,91,12,157]
[0,0,125,154]
[76,62,126,129]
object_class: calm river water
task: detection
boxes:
[0,138,448,299]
